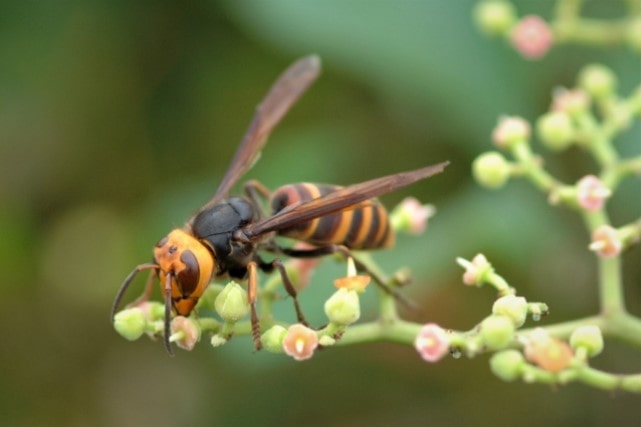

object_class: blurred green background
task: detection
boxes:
[1,0,640,426]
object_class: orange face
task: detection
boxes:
[153,229,215,316]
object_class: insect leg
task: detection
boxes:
[111,262,158,321]
[129,268,158,307]
[163,272,175,356]
[270,259,309,326]
[247,261,263,351]
[278,245,417,311]
[244,180,272,217]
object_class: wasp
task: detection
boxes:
[111,55,448,355]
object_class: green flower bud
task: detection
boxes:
[261,325,288,353]
[492,116,531,149]
[113,307,147,341]
[324,288,360,326]
[214,281,249,322]
[474,0,517,36]
[536,111,574,151]
[480,315,515,350]
[552,88,590,117]
[570,325,604,357]
[146,302,166,321]
[492,295,528,327]
[472,152,511,189]
[490,350,525,382]
[578,64,616,99]
[195,284,224,311]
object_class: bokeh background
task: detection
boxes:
[1,1,640,426]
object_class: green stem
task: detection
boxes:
[554,0,582,22]
[576,112,618,168]
[553,19,629,45]
[598,256,625,316]
[603,312,641,349]
[337,319,420,346]
[198,318,221,333]
[582,210,626,316]
[511,142,561,192]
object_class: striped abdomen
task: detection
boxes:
[270,183,394,249]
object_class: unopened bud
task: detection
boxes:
[215,281,250,322]
[114,308,147,341]
[552,88,590,117]
[492,295,528,327]
[473,151,511,189]
[261,325,288,353]
[490,350,525,382]
[510,15,553,60]
[492,116,531,149]
[324,288,361,326]
[480,315,515,350]
[536,111,574,151]
[474,0,516,36]
[578,64,616,99]
[570,325,604,357]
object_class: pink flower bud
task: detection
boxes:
[391,197,435,235]
[589,225,622,258]
[283,324,319,361]
[492,116,531,148]
[459,254,491,286]
[414,323,449,362]
[551,88,590,115]
[510,15,553,60]
[576,175,611,211]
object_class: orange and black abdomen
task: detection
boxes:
[270,183,394,249]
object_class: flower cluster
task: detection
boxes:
[473,64,640,263]
[474,0,641,59]
[466,60,641,391]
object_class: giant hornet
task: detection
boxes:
[111,55,448,355]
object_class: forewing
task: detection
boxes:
[208,55,321,207]
[242,161,449,239]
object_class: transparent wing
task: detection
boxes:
[202,55,321,213]
[242,162,449,239]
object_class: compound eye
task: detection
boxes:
[155,236,169,248]
[176,250,200,296]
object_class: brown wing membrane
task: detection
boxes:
[242,161,449,239]
[207,55,321,209]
